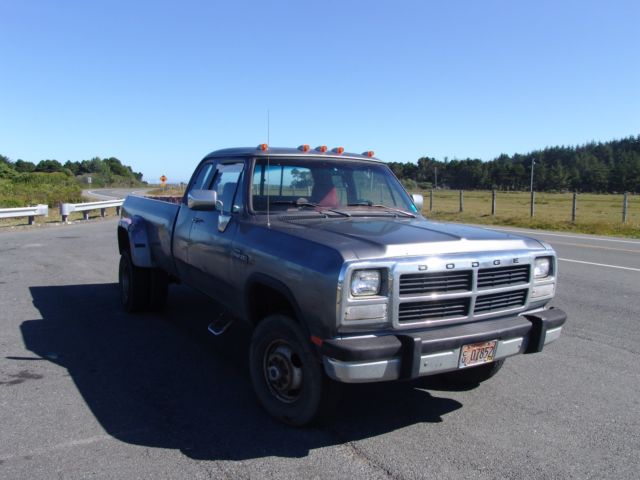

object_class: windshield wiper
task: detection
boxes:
[270,200,320,208]
[346,202,416,218]
[270,200,351,217]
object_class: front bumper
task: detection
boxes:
[321,308,566,383]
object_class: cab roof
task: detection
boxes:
[203,146,382,163]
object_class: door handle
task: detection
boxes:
[231,248,249,264]
[192,217,204,224]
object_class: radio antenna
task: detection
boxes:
[266,109,271,228]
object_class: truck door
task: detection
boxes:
[173,160,217,281]
[187,162,245,306]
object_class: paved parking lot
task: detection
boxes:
[1,219,638,479]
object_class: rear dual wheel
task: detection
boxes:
[118,251,168,312]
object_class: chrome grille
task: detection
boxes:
[477,265,530,289]
[398,298,469,323]
[474,289,527,314]
[389,256,536,329]
[399,270,472,296]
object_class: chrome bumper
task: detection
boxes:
[323,325,563,384]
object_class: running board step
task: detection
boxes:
[207,316,233,336]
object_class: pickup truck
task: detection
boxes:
[117,145,567,425]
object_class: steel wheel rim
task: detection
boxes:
[263,340,303,403]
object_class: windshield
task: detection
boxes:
[251,158,416,214]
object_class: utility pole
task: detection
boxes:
[530,158,536,217]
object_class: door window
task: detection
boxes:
[211,163,244,214]
[190,163,216,191]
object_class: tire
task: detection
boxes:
[249,314,338,426]
[148,268,169,311]
[119,251,150,313]
[439,359,505,387]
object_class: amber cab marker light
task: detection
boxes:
[363,150,375,157]
[332,147,345,154]
[258,143,268,151]
[316,145,328,152]
[298,144,311,152]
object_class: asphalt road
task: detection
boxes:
[1,220,638,479]
[82,188,152,201]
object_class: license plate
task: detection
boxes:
[459,340,497,368]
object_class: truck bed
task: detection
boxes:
[120,195,181,276]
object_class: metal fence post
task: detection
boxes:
[530,191,535,217]
[100,208,106,217]
[60,203,71,223]
[116,206,121,216]
[571,192,577,223]
[459,190,464,213]
[491,190,496,216]
[429,189,433,212]
[623,192,628,224]
[83,212,90,221]
[28,215,35,226]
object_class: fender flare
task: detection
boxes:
[245,273,307,330]
[118,216,154,268]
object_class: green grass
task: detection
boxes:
[0,173,83,208]
[419,190,640,238]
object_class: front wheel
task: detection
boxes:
[249,315,338,426]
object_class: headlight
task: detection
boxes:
[534,257,551,278]
[351,270,381,297]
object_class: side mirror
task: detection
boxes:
[411,194,424,212]
[188,189,218,211]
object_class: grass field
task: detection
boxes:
[420,190,640,238]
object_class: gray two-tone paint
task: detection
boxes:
[118,147,562,379]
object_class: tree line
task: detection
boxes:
[0,154,144,183]
[388,135,640,193]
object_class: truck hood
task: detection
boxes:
[275,215,547,259]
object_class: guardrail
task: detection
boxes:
[0,205,49,225]
[60,199,124,222]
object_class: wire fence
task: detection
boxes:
[422,190,639,226]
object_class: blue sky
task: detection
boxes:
[1,0,638,182]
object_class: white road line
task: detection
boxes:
[551,241,640,254]
[493,227,640,245]
[559,258,640,272]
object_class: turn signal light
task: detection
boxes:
[258,143,269,151]
[363,150,375,158]
[316,145,328,152]
[298,144,311,152]
[332,147,345,154]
